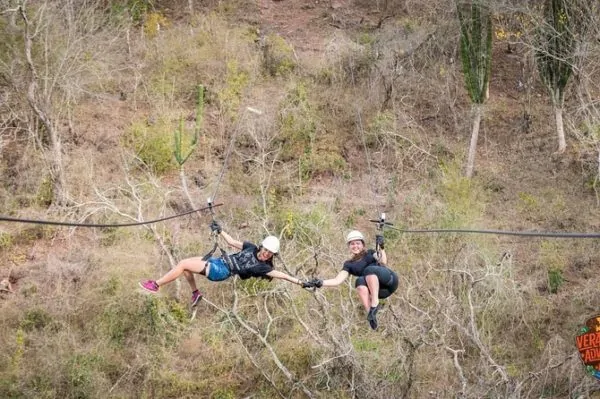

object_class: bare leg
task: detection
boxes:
[365,274,380,308]
[183,270,198,292]
[356,286,371,312]
[156,257,208,287]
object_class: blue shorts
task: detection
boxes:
[207,257,232,282]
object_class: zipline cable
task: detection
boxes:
[0,203,223,228]
[379,224,600,239]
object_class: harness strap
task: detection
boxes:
[203,198,229,262]
[201,235,239,274]
[201,241,219,261]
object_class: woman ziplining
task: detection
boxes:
[139,220,310,306]
[305,227,399,330]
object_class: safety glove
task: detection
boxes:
[210,220,222,234]
[375,234,385,250]
[310,278,323,288]
[301,280,314,289]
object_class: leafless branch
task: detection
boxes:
[446,346,467,396]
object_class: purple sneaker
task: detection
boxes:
[191,290,203,307]
[139,280,159,293]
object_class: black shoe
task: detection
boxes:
[367,306,379,330]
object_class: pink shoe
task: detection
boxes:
[139,280,159,293]
[191,290,203,307]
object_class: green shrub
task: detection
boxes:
[438,161,485,228]
[275,342,314,375]
[101,276,121,297]
[345,207,366,229]
[146,370,207,398]
[98,294,187,347]
[20,309,52,332]
[277,82,322,169]
[211,388,237,399]
[262,33,296,76]
[277,206,330,245]
[66,355,94,393]
[539,241,566,294]
[366,111,396,149]
[14,225,53,244]
[143,12,169,38]
[99,227,130,247]
[0,231,13,250]
[326,36,376,84]
[36,175,53,207]
[123,118,175,174]
[11,328,25,371]
[352,337,378,351]
[279,112,316,161]
[357,32,376,46]
[110,0,153,24]
[547,267,564,294]
[299,147,347,181]
[518,192,538,214]
[218,60,249,119]
[0,374,21,399]
[238,277,272,295]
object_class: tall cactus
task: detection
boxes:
[535,0,577,154]
[173,85,204,207]
[457,0,493,178]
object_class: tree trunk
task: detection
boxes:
[180,166,197,209]
[554,105,566,153]
[465,104,483,178]
[20,5,68,206]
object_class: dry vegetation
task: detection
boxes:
[1,0,600,398]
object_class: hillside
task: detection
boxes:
[1,1,600,398]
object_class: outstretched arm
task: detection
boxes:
[377,249,387,266]
[321,270,350,287]
[219,230,243,250]
[266,270,305,286]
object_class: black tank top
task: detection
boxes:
[342,249,377,276]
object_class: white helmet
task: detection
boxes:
[261,235,280,254]
[346,230,365,243]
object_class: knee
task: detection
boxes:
[177,260,189,270]
[356,285,369,295]
[178,258,198,271]
[365,274,378,283]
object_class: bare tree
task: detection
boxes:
[456,0,493,178]
[18,2,68,205]
[535,0,591,153]
[1,0,128,206]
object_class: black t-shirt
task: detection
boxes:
[342,249,378,276]
[227,241,273,280]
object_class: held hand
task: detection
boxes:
[210,220,222,234]
[301,280,314,289]
[310,278,323,288]
[375,234,385,250]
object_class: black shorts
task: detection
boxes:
[355,265,398,299]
